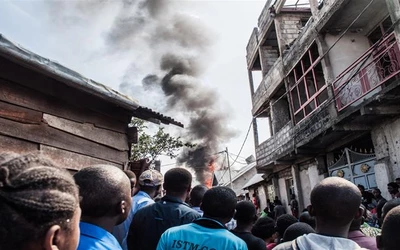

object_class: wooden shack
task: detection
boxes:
[0,34,182,171]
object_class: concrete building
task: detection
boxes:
[0,34,182,173]
[246,0,400,212]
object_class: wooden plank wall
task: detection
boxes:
[0,79,130,170]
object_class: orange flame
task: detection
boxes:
[204,158,216,188]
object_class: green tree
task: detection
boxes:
[130,118,195,162]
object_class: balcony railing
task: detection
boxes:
[246,28,259,67]
[333,32,400,111]
[256,122,293,168]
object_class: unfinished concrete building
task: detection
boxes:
[246,0,400,211]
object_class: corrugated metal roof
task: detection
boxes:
[0,33,183,127]
[242,174,265,189]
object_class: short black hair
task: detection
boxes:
[299,211,316,229]
[382,199,400,220]
[276,214,298,236]
[380,206,400,250]
[387,182,399,189]
[124,170,137,180]
[201,186,236,219]
[283,222,315,242]
[311,177,361,227]
[251,217,275,240]
[373,188,381,194]
[74,165,131,217]
[0,153,79,249]
[163,168,192,194]
[190,185,208,207]
[357,184,365,191]
[234,201,257,223]
[395,177,400,181]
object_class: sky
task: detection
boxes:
[0,0,305,178]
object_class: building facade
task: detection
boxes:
[246,0,400,212]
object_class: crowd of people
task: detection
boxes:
[1,152,400,250]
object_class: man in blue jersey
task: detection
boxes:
[113,169,163,250]
[157,186,248,250]
[74,165,132,250]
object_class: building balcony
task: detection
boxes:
[255,122,294,172]
[252,58,284,116]
[333,32,400,111]
[246,28,259,69]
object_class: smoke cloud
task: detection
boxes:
[45,0,236,185]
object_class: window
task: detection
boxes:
[288,43,328,123]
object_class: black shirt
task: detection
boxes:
[127,195,201,250]
[231,231,267,250]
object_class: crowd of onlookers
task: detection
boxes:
[1,152,400,250]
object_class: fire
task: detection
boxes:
[204,158,216,188]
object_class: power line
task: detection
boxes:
[230,121,253,167]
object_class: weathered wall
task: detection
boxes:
[231,166,259,195]
[256,122,293,167]
[299,164,325,207]
[325,32,371,79]
[278,177,290,213]
[371,117,400,181]
[271,97,290,135]
[0,65,129,170]
[275,13,311,55]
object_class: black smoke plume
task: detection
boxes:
[45,0,235,185]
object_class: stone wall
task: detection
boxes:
[256,122,294,167]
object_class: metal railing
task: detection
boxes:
[333,32,400,111]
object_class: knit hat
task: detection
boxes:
[283,222,315,242]
[276,214,298,236]
[138,169,163,187]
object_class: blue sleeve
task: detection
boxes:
[156,233,167,250]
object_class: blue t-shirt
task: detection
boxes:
[78,222,122,250]
[157,222,248,250]
[113,191,154,250]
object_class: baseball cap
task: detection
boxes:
[139,169,163,187]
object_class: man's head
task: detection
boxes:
[309,177,362,232]
[163,168,192,199]
[283,222,315,242]
[190,185,208,207]
[382,199,400,221]
[396,178,400,186]
[299,211,316,229]
[372,188,382,199]
[74,165,132,226]
[377,206,400,250]
[123,170,137,196]
[138,169,163,198]
[201,186,237,224]
[387,182,399,195]
[276,214,298,237]
[358,184,365,192]
[349,205,366,231]
[0,153,80,250]
[234,201,257,225]
[252,217,276,241]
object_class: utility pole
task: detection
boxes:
[226,147,233,189]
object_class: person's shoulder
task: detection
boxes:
[272,241,295,250]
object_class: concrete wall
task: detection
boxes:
[275,13,311,55]
[371,117,400,200]
[325,32,371,79]
[278,177,290,213]
[299,164,325,208]
[231,166,259,195]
